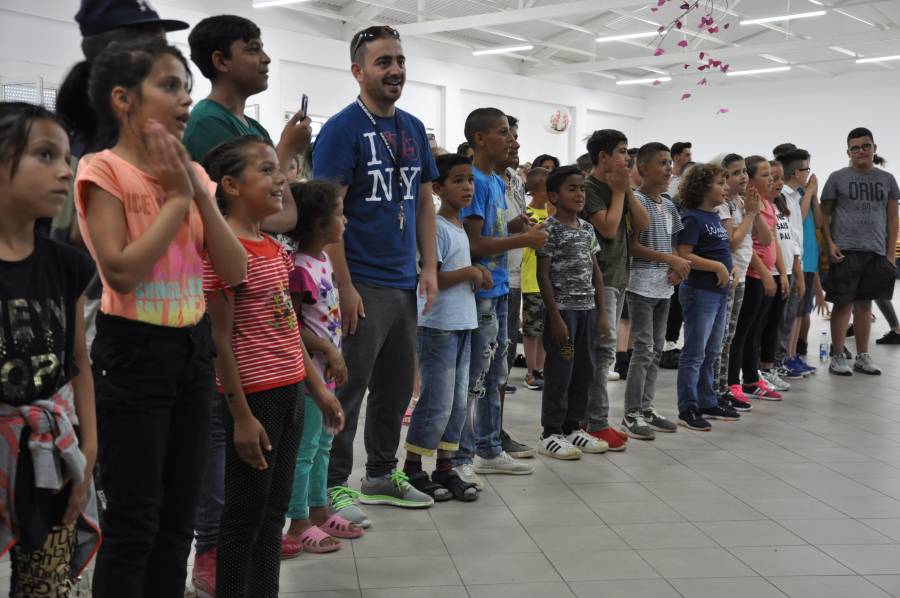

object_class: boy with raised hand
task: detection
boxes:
[455,108,548,484]
[623,143,690,440]
[536,166,610,460]
[185,14,311,232]
[822,127,899,376]
[581,129,649,452]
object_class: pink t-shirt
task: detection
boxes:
[75,150,216,327]
[288,251,341,389]
[748,197,777,280]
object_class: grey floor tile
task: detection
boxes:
[430,505,520,529]
[493,482,583,505]
[821,496,900,518]
[779,519,895,545]
[362,588,467,598]
[611,522,717,549]
[638,547,757,578]
[351,530,448,558]
[452,553,560,585]
[729,546,853,576]
[545,548,660,581]
[768,575,893,598]
[363,506,436,530]
[569,481,660,503]
[278,558,359,593]
[439,526,540,554]
[696,520,807,547]
[868,575,900,597]
[355,555,461,589]
[569,579,682,598]
[589,500,685,525]
[466,581,575,598]
[640,480,732,501]
[282,591,362,598]
[819,545,900,575]
[695,461,777,481]
[714,478,809,500]
[509,502,605,528]
[669,577,789,598]
[528,524,628,551]
[743,497,848,519]
[619,463,707,482]
[861,519,900,542]
[665,496,768,521]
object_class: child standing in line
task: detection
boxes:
[403,154,489,502]
[202,137,342,597]
[675,164,741,431]
[536,165,610,459]
[520,167,551,392]
[0,102,99,596]
[72,39,247,598]
[622,143,690,440]
[282,181,359,557]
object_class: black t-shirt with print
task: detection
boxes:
[0,236,95,405]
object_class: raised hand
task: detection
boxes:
[144,119,193,199]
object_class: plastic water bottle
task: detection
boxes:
[819,330,830,362]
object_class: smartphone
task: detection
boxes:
[299,93,308,120]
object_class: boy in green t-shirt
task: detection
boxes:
[521,167,551,391]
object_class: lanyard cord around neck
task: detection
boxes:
[355,96,403,190]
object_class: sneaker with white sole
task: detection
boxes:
[501,429,536,458]
[474,451,534,475]
[642,408,678,433]
[743,379,783,401]
[829,352,853,376]
[565,429,608,453]
[328,486,371,528]
[538,434,582,460]
[454,464,484,491]
[621,411,655,440]
[761,369,791,391]
[607,369,621,381]
[854,352,882,375]
[359,471,434,508]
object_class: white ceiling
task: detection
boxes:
[258,0,900,88]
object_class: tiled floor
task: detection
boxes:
[5,311,900,597]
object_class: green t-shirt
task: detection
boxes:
[183,99,272,163]
[582,174,630,290]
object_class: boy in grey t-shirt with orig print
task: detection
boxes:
[821,127,900,376]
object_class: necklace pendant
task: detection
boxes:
[399,207,405,232]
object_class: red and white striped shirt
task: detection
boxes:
[204,235,306,394]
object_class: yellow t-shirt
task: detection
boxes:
[521,205,549,294]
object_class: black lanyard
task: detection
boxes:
[355,97,404,197]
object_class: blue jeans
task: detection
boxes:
[454,294,508,465]
[677,283,729,412]
[194,397,226,555]
[287,394,333,520]
[405,327,472,455]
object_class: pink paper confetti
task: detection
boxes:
[720,64,730,73]
[684,63,691,69]
[652,79,663,86]
[724,23,731,29]
[651,6,658,11]
[681,93,692,100]
[676,19,683,29]
[697,77,708,85]
[658,25,666,33]
[654,48,665,56]
[657,0,666,6]
[681,2,690,9]
[699,52,706,60]
[716,108,730,114]
[677,40,689,48]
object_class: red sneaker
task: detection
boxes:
[588,427,627,451]
[744,380,782,401]
[191,548,216,598]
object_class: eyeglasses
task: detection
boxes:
[798,167,811,172]
[848,143,873,154]
[351,25,401,59]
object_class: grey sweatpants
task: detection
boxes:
[624,292,670,414]
[585,286,625,431]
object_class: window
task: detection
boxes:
[2,81,57,110]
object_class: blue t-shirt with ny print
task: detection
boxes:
[312,102,438,289]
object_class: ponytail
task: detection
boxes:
[57,60,104,152]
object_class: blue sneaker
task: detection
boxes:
[791,356,817,374]
[784,356,813,376]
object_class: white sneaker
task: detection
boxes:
[663,341,678,352]
[608,369,621,381]
[760,369,790,391]
[474,451,535,475]
[854,352,882,375]
[454,464,484,491]
[565,429,608,453]
[538,434,582,460]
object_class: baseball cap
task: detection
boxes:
[76,0,189,37]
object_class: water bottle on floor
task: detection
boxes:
[819,330,830,362]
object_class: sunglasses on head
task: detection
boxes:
[351,25,401,58]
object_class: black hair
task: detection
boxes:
[772,142,796,159]
[0,102,69,179]
[670,141,692,157]
[434,153,471,185]
[350,25,401,65]
[745,155,769,179]
[456,141,473,160]
[576,153,592,173]
[464,108,506,145]
[721,153,744,169]
[875,155,888,167]
[286,180,342,250]
[847,127,874,144]
[637,142,669,165]
[526,166,549,193]
[586,129,627,166]
[769,160,790,215]
[506,115,519,129]
[188,15,261,81]
[546,165,582,195]
[533,154,560,170]
[202,136,271,213]
[776,148,810,180]
[678,163,725,210]
[58,38,192,153]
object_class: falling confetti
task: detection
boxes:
[697,77,708,85]
[699,52,706,60]
[716,108,730,114]
[678,40,689,48]
[653,79,663,85]
[654,48,665,56]
[681,93,692,100]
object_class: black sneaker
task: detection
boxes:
[514,354,527,368]
[721,391,753,413]
[660,348,680,369]
[534,369,544,380]
[524,373,543,391]
[876,330,900,345]
[504,384,517,394]
[501,429,536,458]
[701,403,741,421]
[678,408,712,431]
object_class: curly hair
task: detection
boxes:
[678,163,726,210]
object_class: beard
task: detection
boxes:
[366,75,405,104]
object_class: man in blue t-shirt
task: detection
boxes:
[454,108,548,484]
[313,26,438,512]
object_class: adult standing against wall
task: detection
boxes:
[313,26,439,519]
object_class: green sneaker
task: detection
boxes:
[328,486,371,528]
[359,470,435,508]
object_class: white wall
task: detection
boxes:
[0,0,644,164]
[634,71,900,179]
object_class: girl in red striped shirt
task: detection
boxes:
[203,137,343,598]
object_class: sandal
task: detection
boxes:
[298,526,341,554]
[319,513,364,539]
[407,470,452,502]
[281,535,303,560]
[431,469,478,502]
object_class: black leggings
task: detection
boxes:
[666,284,683,343]
[761,275,788,364]
[217,383,305,598]
[729,277,774,386]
